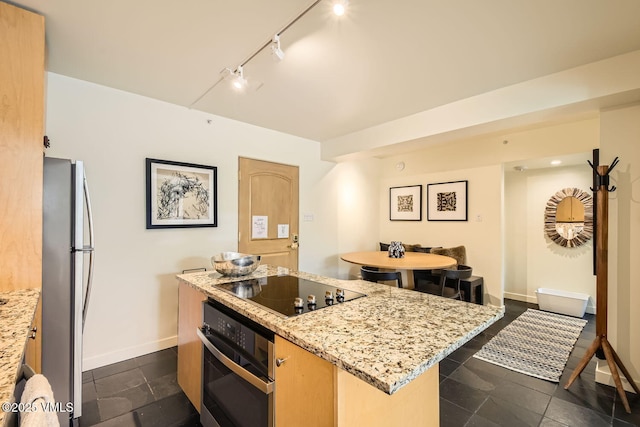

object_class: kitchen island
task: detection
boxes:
[177,265,503,426]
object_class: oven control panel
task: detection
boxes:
[202,317,249,350]
[203,301,262,353]
[214,318,247,348]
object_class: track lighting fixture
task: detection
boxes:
[231,65,247,91]
[271,34,285,61]
[193,0,350,101]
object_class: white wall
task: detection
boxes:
[504,166,596,312]
[597,102,640,391]
[376,119,599,308]
[332,158,383,279]
[374,165,504,306]
[44,73,339,369]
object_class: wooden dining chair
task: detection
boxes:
[360,266,403,288]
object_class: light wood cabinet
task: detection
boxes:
[0,1,45,373]
[177,281,206,411]
[0,2,45,293]
[274,335,336,426]
[274,335,439,427]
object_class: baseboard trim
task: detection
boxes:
[503,292,537,304]
[503,291,596,314]
[595,360,638,394]
[83,335,178,371]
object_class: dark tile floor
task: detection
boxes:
[440,299,640,427]
[80,347,199,426]
[79,299,639,427]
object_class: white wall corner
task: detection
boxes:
[595,359,638,394]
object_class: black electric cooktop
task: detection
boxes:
[214,275,366,317]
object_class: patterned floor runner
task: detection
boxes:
[473,309,587,382]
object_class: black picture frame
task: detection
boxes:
[146,158,217,229]
[427,180,468,221]
[389,185,422,221]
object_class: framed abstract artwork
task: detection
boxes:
[389,185,422,221]
[427,180,468,221]
[146,158,217,229]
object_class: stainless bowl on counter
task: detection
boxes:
[211,252,261,277]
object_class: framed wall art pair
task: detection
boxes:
[389,180,468,221]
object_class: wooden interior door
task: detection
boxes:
[238,158,299,270]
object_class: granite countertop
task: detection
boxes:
[0,288,40,425]
[177,265,504,395]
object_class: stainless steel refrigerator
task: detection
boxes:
[42,157,95,426]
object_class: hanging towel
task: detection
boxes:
[19,374,60,427]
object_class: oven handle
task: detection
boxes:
[196,328,275,395]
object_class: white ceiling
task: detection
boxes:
[10,0,640,146]
[504,152,593,173]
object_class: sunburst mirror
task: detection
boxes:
[544,187,593,248]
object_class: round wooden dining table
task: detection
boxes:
[340,251,456,288]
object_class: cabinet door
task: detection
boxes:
[335,363,439,427]
[0,2,45,292]
[274,336,335,427]
[177,281,206,412]
[24,297,42,373]
[274,335,440,427]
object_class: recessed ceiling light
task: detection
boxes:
[550,160,562,166]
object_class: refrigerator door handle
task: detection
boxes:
[82,168,95,330]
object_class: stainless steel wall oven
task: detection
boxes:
[197,299,275,427]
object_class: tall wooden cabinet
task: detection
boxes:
[0,1,46,368]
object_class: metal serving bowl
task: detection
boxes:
[211,252,261,277]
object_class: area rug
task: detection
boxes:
[473,309,587,382]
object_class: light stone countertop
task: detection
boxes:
[0,288,40,426]
[177,265,504,395]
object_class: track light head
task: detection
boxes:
[332,0,348,16]
[213,0,344,98]
[231,65,247,91]
[271,34,285,61]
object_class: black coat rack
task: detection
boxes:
[564,155,639,413]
